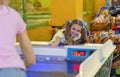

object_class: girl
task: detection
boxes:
[0,0,36,77]
[50,19,88,46]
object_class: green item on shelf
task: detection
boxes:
[116,68,120,75]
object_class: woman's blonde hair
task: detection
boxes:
[0,0,3,5]
[63,19,88,45]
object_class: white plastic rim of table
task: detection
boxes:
[76,39,116,77]
[16,42,102,57]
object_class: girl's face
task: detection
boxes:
[70,24,83,38]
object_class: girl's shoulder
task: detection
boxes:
[57,29,65,33]
[60,29,65,31]
[55,29,65,36]
[82,21,87,25]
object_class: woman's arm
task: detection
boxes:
[17,30,36,67]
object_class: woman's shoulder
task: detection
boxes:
[7,6,20,15]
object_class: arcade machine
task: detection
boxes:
[16,42,102,77]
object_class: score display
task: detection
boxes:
[72,50,86,56]
[67,48,96,60]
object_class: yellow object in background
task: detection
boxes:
[50,0,83,26]
[94,0,106,15]
[27,25,52,41]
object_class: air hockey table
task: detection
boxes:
[16,42,103,77]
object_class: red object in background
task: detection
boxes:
[112,27,116,32]
[113,26,120,32]
[72,64,80,72]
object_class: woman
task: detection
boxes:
[0,0,36,77]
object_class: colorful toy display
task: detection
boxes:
[89,0,120,76]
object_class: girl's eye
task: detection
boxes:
[77,30,81,32]
[72,28,81,32]
[72,28,75,30]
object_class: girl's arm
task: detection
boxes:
[51,36,61,46]
[50,29,65,46]
[17,30,36,67]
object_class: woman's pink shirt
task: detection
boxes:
[0,6,26,69]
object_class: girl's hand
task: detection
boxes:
[51,36,61,47]
[51,42,59,47]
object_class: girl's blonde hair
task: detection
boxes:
[63,19,88,45]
